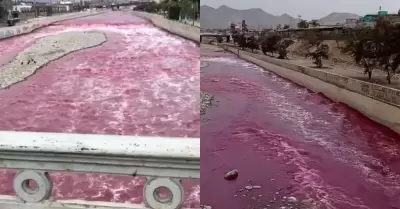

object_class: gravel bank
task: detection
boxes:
[0,31,107,89]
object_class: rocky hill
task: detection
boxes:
[200,5,360,29]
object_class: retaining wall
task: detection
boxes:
[0,11,103,40]
[132,11,199,43]
[219,44,400,134]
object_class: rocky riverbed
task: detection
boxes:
[200,92,214,115]
[0,31,107,89]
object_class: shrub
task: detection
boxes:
[260,33,282,56]
[297,19,309,28]
[246,35,259,52]
[216,36,223,43]
[305,41,329,67]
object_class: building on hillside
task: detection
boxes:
[275,26,346,40]
[359,10,400,27]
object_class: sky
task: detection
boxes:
[201,0,400,20]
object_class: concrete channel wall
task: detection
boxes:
[0,11,103,40]
[220,44,400,134]
[132,11,199,44]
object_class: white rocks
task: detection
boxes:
[287,196,297,203]
[245,185,253,190]
[0,31,107,89]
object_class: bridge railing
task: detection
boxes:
[0,131,200,209]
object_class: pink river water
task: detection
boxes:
[0,12,199,207]
[201,53,400,209]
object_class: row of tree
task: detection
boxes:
[342,18,400,83]
[230,17,400,84]
[230,20,329,67]
[134,0,199,21]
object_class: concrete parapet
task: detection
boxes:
[220,44,400,134]
[132,11,199,43]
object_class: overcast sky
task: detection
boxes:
[201,0,400,20]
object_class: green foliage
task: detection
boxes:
[134,2,161,13]
[216,36,223,43]
[277,39,295,59]
[166,0,181,20]
[242,20,248,32]
[297,19,309,28]
[260,32,282,55]
[237,33,247,48]
[232,31,240,43]
[246,35,260,52]
[283,24,290,29]
[305,41,329,68]
[230,23,236,32]
[342,18,400,83]
[309,20,320,27]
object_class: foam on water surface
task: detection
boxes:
[0,12,199,207]
[201,55,400,209]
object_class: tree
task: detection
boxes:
[246,35,260,52]
[242,20,248,32]
[260,32,282,56]
[237,33,247,49]
[297,19,309,28]
[230,23,236,32]
[216,36,223,43]
[309,20,320,27]
[164,0,181,20]
[283,24,290,29]
[276,39,295,59]
[342,18,400,83]
[374,18,400,83]
[276,24,282,30]
[305,41,329,68]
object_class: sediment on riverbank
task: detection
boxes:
[0,31,107,89]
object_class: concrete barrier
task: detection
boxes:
[132,11,199,44]
[0,11,104,40]
[219,44,400,134]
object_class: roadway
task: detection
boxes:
[0,11,199,207]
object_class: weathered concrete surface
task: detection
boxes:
[0,31,107,89]
[0,11,104,40]
[218,44,400,134]
[132,11,199,43]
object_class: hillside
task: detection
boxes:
[318,12,360,25]
[200,5,360,29]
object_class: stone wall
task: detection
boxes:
[0,11,103,40]
[219,44,400,134]
[132,11,199,43]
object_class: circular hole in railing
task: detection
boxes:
[21,179,39,194]
[153,186,173,203]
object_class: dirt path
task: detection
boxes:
[219,42,400,89]
[288,55,400,90]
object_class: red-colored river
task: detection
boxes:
[201,51,400,209]
[0,12,199,207]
